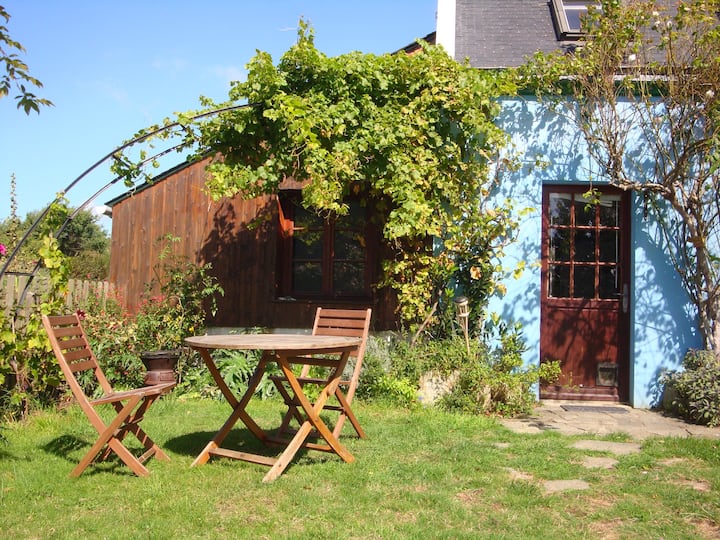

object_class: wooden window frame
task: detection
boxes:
[276,191,376,301]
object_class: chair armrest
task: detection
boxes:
[90,382,175,406]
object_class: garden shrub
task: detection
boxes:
[358,323,560,416]
[662,349,720,427]
[78,297,145,393]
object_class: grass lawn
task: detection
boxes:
[1,397,719,539]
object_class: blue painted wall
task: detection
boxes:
[487,97,700,407]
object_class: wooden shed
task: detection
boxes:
[106,158,398,330]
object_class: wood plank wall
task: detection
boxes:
[109,159,397,330]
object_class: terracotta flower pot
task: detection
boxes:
[140,349,181,386]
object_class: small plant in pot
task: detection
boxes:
[131,235,224,385]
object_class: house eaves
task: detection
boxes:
[105,159,197,208]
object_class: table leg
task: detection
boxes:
[191,351,272,466]
[194,348,238,408]
[262,352,354,481]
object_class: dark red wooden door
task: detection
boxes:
[540,186,630,401]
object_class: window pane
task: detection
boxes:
[549,264,570,298]
[293,232,322,259]
[335,230,365,260]
[293,262,322,292]
[549,227,570,262]
[293,206,323,258]
[294,206,323,229]
[563,1,590,31]
[343,200,365,227]
[333,262,365,295]
[573,266,595,298]
[574,229,596,262]
[549,194,571,225]
[599,230,619,262]
[599,266,618,299]
[565,8,585,31]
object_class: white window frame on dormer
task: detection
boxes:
[552,0,600,39]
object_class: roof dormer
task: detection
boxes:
[551,0,600,40]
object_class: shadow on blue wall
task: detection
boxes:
[631,198,700,405]
[493,98,700,407]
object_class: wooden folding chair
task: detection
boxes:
[42,314,175,477]
[273,308,372,439]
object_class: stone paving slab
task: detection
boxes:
[497,401,720,494]
[571,440,642,455]
[581,456,618,469]
[500,401,720,440]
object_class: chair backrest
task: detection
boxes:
[310,308,372,400]
[42,314,114,406]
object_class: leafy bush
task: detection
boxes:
[214,347,282,400]
[662,349,720,427]
[0,235,68,419]
[359,322,560,416]
[78,295,145,393]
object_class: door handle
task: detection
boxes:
[613,284,628,313]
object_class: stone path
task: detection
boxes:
[500,401,720,440]
[498,401,720,493]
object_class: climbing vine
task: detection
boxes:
[114,23,521,328]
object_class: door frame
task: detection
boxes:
[539,184,631,402]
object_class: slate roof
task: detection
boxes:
[455,0,577,68]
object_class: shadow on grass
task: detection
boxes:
[42,433,89,456]
[164,428,324,475]
[164,429,268,457]
[40,434,148,477]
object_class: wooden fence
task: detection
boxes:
[1,272,114,319]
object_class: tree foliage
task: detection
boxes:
[0,203,109,279]
[0,5,52,113]
[115,23,520,328]
[521,0,720,353]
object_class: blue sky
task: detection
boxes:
[1,1,437,228]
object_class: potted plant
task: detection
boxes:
[131,235,223,385]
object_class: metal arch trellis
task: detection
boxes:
[0,103,257,310]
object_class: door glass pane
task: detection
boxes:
[599,197,620,226]
[549,264,570,297]
[549,194,571,225]
[573,266,595,298]
[599,230,618,262]
[599,266,618,298]
[575,198,595,227]
[574,229,596,261]
[549,228,570,262]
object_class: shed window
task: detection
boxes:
[276,192,373,299]
[552,0,599,39]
